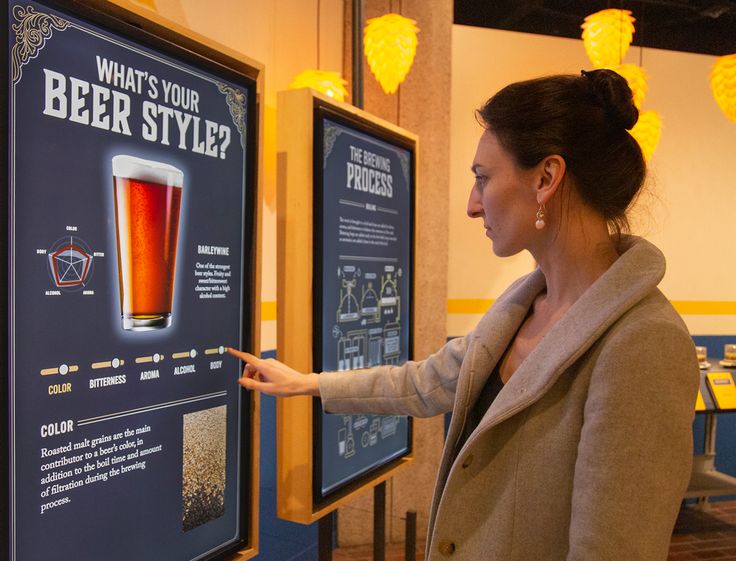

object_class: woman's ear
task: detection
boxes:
[535,155,566,205]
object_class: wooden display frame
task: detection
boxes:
[276,88,417,524]
[2,1,263,559]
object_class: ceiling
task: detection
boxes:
[454,0,736,57]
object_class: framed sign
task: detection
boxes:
[276,87,416,523]
[2,1,262,560]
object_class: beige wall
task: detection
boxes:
[448,24,736,338]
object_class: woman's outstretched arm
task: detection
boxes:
[227,348,320,397]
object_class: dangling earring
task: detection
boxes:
[535,204,546,230]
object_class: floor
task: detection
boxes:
[331,501,736,561]
[669,501,736,561]
[333,542,425,561]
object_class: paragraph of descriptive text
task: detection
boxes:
[339,216,397,247]
[38,424,162,515]
[194,261,232,300]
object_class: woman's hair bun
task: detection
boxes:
[580,69,639,130]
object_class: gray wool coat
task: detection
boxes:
[319,236,700,561]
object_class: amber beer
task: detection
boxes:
[113,155,183,330]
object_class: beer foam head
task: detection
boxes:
[112,155,183,188]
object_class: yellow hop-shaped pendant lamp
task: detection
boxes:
[581,9,636,68]
[630,110,662,162]
[609,64,648,109]
[289,70,349,102]
[710,53,736,123]
[364,13,419,94]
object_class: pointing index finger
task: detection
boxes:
[226,348,261,365]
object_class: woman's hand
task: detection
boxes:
[227,348,320,397]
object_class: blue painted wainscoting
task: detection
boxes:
[692,336,736,501]
[254,350,318,561]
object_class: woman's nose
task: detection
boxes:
[467,187,483,218]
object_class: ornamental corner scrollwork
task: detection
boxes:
[11,4,69,85]
[397,151,410,189]
[216,82,247,149]
[323,123,342,168]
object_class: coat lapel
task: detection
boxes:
[472,237,667,436]
[444,268,546,449]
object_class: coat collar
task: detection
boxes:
[454,236,667,443]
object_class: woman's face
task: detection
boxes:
[467,130,540,257]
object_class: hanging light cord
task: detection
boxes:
[392,0,402,125]
[619,0,624,65]
[398,0,402,125]
[638,1,644,67]
[316,0,321,69]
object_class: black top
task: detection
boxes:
[457,310,530,451]
[458,362,505,450]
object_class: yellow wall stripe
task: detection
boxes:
[447,298,495,314]
[261,301,277,321]
[671,301,736,315]
[263,299,736,320]
[447,299,736,316]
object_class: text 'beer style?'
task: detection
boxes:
[113,155,183,331]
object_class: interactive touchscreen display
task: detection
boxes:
[6,1,256,560]
[314,110,413,500]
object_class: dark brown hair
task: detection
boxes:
[476,69,646,236]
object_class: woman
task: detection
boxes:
[229,69,699,561]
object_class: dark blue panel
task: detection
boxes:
[7,1,256,560]
[314,113,413,500]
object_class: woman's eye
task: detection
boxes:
[474,175,487,188]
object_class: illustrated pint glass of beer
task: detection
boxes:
[113,155,183,331]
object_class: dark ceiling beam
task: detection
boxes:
[631,0,736,18]
[453,0,736,56]
[498,0,544,27]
